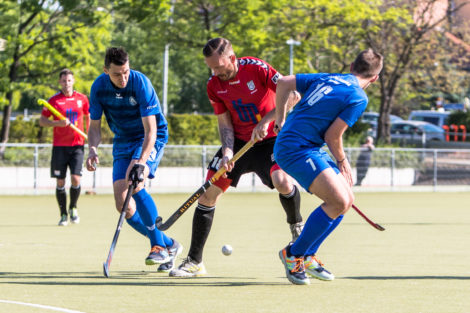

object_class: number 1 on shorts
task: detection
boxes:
[306,158,316,172]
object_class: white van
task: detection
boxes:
[408,110,450,128]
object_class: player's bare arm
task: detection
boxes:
[39,114,70,128]
[324,117,353,186]
[126,115,157,189]
[84,114,90,134]
[137,115,157,166]
[86,119,101,171]
[252,90,301,141]
[217,111,235,174]
[274,75,297,134]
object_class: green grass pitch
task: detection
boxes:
[1,191,470,313]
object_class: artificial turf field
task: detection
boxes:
[1,191,470,313]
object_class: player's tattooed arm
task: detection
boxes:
[220,127,234,153]
[217,111,235,174]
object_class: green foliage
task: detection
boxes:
[3,113,219,145]
[167,114,219,145]
[2,0,469,147]
[344,120,371,147]
[447,111,470,135]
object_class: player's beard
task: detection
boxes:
[217,64,237,81]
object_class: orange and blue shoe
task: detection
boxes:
[304,254,335,281]
[279,244,310,285]
[157,239,183,273]
[145,245,170,265]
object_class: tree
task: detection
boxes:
[363,0,470,144]
[0,0,112,157]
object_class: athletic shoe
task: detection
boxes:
[145,245,171,265]
[279,244,310,285]
[157,239,183,273]
[69,208,80,224]
[289,222,304,241]
[304,254,335,281]
[169,256,207,277]
[58,214,68,226]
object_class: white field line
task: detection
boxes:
[0,299,86,313]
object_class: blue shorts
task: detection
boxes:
[112,140,165,182]
[274,142,339,192]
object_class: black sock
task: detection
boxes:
[69,185,81,209]
[279,185,302,224]
[188,204,215,263]
[56,187,67,216]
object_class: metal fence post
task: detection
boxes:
[433,149,438,192]
[93,170,96,193]
[34,145,38,194]
[202,146,207,184]
[390,149,395,190]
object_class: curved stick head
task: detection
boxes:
[375,223,386,231]
[103,262,109,278]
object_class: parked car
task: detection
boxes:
[408,110,450,128]
[361,112,403,124]
[361,112,403,137]
[390,120,446,145]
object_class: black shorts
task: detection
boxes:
[51,146,84,179]
[207,137,279,189]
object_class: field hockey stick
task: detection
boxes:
[37,98,88,140]
[155,140,256,231]
[103,183,135,278]
[352,204,385,231]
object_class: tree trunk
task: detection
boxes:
[377,94,393,144]
[0,92,13,158]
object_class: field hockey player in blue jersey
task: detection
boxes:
[86,47,182,273]
[274,48,383,285]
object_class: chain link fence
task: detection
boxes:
[1,143,469,194]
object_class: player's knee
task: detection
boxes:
[272,171,293,194]
[329,194,353,217]
[338,194,354,215]
[199,192,218,207]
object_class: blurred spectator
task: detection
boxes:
[355,136,375,186]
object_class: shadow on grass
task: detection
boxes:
[0,271,286,287]
[343,276,470,280]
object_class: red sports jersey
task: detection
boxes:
[41,91,89,146]
[207,56,281,142]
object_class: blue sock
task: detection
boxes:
[133,189,169,247]
[305,214,343,255]
[126,210,147,237]
[290,206,333,256]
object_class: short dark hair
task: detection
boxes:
[351,48,383,78]
[59,68,73,79]
[105,47,129,68]
[202,38,233,57]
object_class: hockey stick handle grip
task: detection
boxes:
[210,140,256,182]
[37,98,88,140]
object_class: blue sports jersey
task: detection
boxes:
[277,73,368,147]
[89,69,168,145]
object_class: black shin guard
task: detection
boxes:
[56,187,67,216]
[279,185,302,224]
[69,185,81,209]
[188,204,215,263]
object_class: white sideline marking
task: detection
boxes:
[0,299,86,313]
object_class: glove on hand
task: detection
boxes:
[129,163,145,187]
